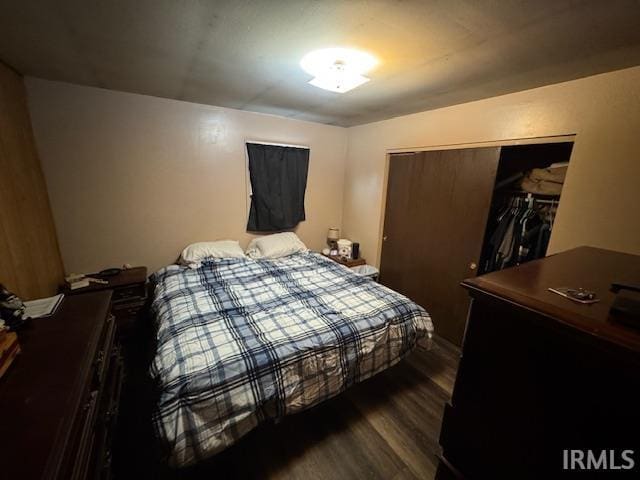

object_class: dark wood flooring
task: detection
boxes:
[113,334,459,480]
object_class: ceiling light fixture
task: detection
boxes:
[300,48,378,93]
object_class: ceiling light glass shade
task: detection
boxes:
[300,48,377,77]
[309,74,369,93]
[308,64,370,93]
[301,47,377,93]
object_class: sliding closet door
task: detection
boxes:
[380,148,500,345]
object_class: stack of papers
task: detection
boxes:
[24,294,64,318]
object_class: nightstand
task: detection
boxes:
[62,267,148,336]
[321,253,379,281]
[321,253,366,267]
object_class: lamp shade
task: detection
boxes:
[327,227,340,240]
[301,48,378,93]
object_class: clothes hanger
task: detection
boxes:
[548,199,557,230]
[497,197,512,221]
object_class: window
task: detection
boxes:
[246,142,309,232]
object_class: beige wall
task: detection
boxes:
[26,66,640,275]
[26,78,347,274]
[343,66,640,266]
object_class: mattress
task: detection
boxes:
[150,252,433,467]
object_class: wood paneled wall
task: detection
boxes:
[0,61,64,299]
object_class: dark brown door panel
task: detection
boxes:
[380,147,500,345]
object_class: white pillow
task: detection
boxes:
[180,240,246,267]
[246,232,308,259]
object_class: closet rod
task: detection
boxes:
[509,192,559,205]
[530,198,558,205]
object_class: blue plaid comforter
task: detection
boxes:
[150,252,433,467]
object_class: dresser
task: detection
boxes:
[63,267,148,337]
[438,247,640,478]
[0,291,123,479]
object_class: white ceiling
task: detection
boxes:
[1,0,640,127]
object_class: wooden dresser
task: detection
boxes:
[63,267,148,337]
[438,247,640,478]
[0,291,123,479]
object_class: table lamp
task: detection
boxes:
[327,227,340,250]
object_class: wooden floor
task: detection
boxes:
[114,335,459,480]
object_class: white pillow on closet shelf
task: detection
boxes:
[180,240,246,267]
[246,232,308,259]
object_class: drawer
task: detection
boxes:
[91,347,123,480]
[112,284,146,303]
[112,301,146,335]
[112,300,146,316]
[93,314,116,389]
[69,390,99,480]
[100,345,124,430]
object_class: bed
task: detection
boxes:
[150,251,433,467]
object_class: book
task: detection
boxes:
[23,294,64,318]
[0,332,18,359]
[0,332,20,379]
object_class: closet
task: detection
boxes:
[379,141,573,345]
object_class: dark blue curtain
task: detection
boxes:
[246,143,309,232]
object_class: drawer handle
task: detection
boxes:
[83,393,97,411]
[95,350,105,367]
[94,350,106,383]
[104,408,116,422]
[103,450,112,468]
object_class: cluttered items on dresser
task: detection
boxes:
[0,283,28,330]
[322,238,364,264]
[322,228,361,261]
[64,265,134,290]
[321,232,375,277]
[548,286,599,304]
[0,284,24,379]
[1,283,65,332]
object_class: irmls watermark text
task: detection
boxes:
[563,449,635,470]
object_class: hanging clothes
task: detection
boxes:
[484,194,557,273]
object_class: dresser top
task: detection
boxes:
[62,266,147,294]
[0,291,112,478]
[462,246,640,352]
